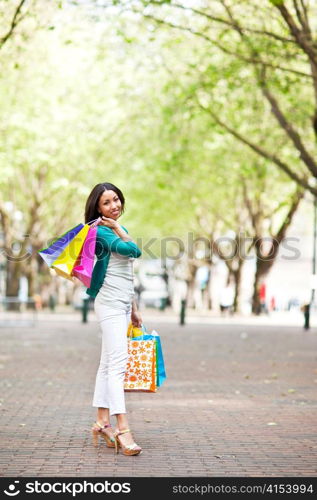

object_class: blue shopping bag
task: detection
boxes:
[38,223,84,267]
[132,324,167,388]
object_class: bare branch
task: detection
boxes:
[144,1,296,44]
[241,178,261,236]
[260,78,317,177]
[299,0,310,28]
[0,0,28,48]
[275,186,304,242]
[269,2,317,120]
[293,0,311,34]
[197,99,317,195]
[138,12,311,78]
[274,3,317,66]
[220,0,263,73]
[221,0,244,37]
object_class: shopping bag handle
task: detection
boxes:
[127,322,147,340]
[87,217,102,228]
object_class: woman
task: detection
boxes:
[85,182,143,456]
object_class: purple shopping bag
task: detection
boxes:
[72,226,97,287]
[38,224,84,267]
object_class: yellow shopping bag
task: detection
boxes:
[51,224,90,280]
[126,322,143,338]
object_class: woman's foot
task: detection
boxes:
[115,429,134,447]
[114,428,142,455]
[92,421,115,448]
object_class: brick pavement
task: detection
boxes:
[0,314,317,477]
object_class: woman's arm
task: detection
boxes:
[98,218,141,258]
[131,299,142,327]
[112,224,133,242]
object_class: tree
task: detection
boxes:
[0,2,182,301]
[0,0,307,316]
[132,79,305,312]
[110,0,317,195]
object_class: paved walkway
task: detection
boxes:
[1,313,317,477]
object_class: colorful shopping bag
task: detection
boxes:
[151,329,166,388]
[124,336,157,392]
[51,224,90,280]
[125,323,166,389]
[72,226,97,287]
[132,325,166,388]
[38,224,84,267]
[38,218,101,282]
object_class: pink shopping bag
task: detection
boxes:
[72,226,97,287]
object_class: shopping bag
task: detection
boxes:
[132,325,166,388]
[38,218,101,282]
[51,224,90,280]
[124,336,157,392]
[72,226,97,287]
[126,323,166,388]
[38,223,84,267]
[151,329,166,387]
[126,322,143,338]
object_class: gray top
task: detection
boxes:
[95,251,135,311]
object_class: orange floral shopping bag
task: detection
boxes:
[124,335,157,393]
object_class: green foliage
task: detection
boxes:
[0,0,308,269]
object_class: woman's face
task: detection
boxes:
[98,190,122,220]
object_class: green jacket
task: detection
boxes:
[86,225,142,298]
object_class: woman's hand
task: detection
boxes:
[98,217,133,242]
[131,309,142,328]
[98,216,119,230]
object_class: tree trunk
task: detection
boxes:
[5,260,22,311]
[204,266,213,310]
[232,265,243,313]
[25,255,38,309]
[252,257,274,314]
[251,188,304,314]
[186,276,196,308]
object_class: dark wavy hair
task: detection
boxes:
[84,182,125,224]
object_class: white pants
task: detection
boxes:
[92,299,130,415]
